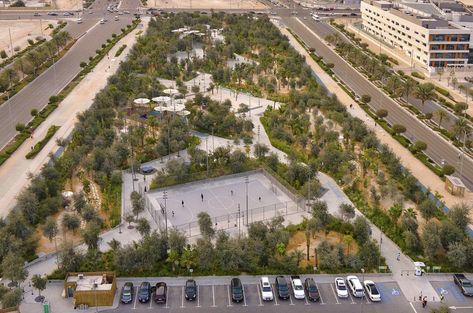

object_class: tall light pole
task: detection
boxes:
[245,176,249,225]
[360,268,365,313]
[206,137,209,177]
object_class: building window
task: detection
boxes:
[460,34,470,42]
[432,34,445,41]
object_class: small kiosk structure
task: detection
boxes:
[445,175,466,197]
[64,272,117,307]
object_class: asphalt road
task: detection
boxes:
[281,16,473,190]
[0,0,139,150]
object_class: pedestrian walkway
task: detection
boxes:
[0,19,150,218]
[277,21,441,302]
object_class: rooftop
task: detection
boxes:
[445,175,466,188]
[67,274,113,291]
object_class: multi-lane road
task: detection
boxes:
[0,0,140,149]
[280,14,473,189]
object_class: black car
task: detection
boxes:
[138,281,151,303]
[185,279,197,301]
[304,278,320,302]
[275,276,290,300]
[230,278,244,302]
[154,282,167,304]
[121,282,134,304]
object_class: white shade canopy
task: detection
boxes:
[173,98,187,105]
[163,88,179,95]
[177,110,191,116]
[152,96,171,103]
[133,98,150,105]
[154,104,186,112]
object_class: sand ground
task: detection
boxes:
[51,0,80,10]
[147,0,267,9]
[0,19,53,57]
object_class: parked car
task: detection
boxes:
[138,281,151,303]
[154,282,167,304]
[364,280,381,302]
[47,12,58,16]
[454,274,473,296]
[290,276,305,299]
[230,278,244,303]
[335,277,348,298]
[121,282,134,304]
[77,17,83,24]
[304,278,320,302]
[185,279,197,301]
[275,276,290,300]
[34,12,41,16]
[347,276,364,298]
[114,15,119,21]
[260,277,274,301]
[100,18,105,24]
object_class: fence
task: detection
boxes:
[172,200,305,238]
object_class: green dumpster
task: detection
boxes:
[43,301,50,313]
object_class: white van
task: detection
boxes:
[346,276,364,298]
[311,13,320,21]
[260,277,274,301]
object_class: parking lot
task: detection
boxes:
[431,280,473,308]
[106,277,412,313]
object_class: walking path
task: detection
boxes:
[275,20,473,215]
[0,19,150,218]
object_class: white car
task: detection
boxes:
[99,18,105,24]
[364,280,381,302]
[290,276,305,299]
[77,17,83,24]
[260,277,274,301]
[335,277,348,298]
[346,276,364,298]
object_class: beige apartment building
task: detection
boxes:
[361,0,472,69]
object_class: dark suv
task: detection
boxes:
[304,278,320,302]
[185,279,197,301]
[230,278,244,302]
[138,281,151,303]
[275,276,290,300]
[121,282,134,304]
[154,282,167,304]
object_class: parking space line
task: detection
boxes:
[348,291,356,304]
[243,285,248,307]
[272,285,279,305]
[257,284,263,306]
[165,287,169,308]
[212,285,216,307]
[132,287,138,310]
[304,295,310,305]
[181,286,185,308]
[365,294,370,304]
[227,285,233,307]
[149,296,153,309]
[316,284,325,304]
[197,285,201,307]
[330,284,340,304]
[289,293,294,305]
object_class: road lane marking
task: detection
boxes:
[181,286,185,308]
[197,285,201,307]
[212,285,216,307]
[316,283,325,304]
[227,285,233,307]
[243,284,248,306]
[330,284,340,304]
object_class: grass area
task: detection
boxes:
[25,125,60,159]
[115,44,127,57]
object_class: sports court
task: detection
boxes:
[145,170,304,236]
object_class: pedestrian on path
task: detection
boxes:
[182,200,184,207]
[258,196,261,201]
[422,296,427,308]
[172,210,175,217]
[397,252,400,261]
[231,190,233,196]
[144,186,147,192]
[201,193,204,202]
[440,294,444,302]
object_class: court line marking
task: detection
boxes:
[330,284,340,304]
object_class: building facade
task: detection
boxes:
[361,0,473,69]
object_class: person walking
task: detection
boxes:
[181,200,184,207]
[172,210,175,217]
[231,190,233,196]
[201,193,204,202]
[397,252,401,261]
[422,296,427,308]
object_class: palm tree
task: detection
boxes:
[453,117,471,142]
[403,77,417,104]
[434,109,449,129]
[414,83,436,107]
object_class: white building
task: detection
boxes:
[361,0,473,69]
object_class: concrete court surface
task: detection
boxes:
[147,171,294,228]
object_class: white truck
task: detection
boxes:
[290,276,305,299]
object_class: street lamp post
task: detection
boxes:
[360,268,365,313]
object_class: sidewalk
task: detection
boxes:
[0,19,150,218]
[276,20,442,302]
